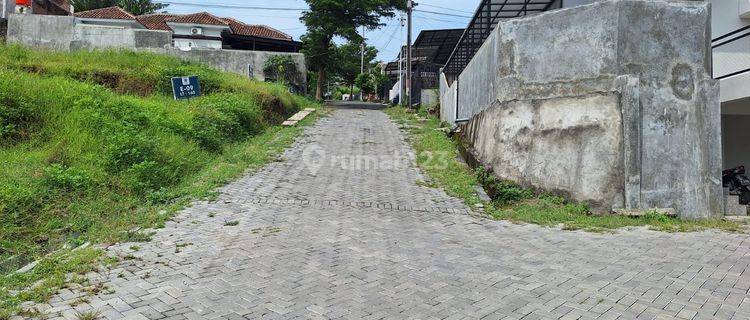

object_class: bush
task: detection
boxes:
[190,94,266,150]
[123,161,174,194]
[104,130,158,173]
[476,165,534,206]
[42,164,94,191]
[263,55,301,85]
[157,64,224,96]
[0,95,37,144]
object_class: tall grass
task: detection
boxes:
[0,45,319,274]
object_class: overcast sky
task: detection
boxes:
[157,0,476,62]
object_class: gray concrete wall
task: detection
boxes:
[6,14,307,88]
[420,88,439,108]
[7,13,76,51]
[7,14,171,51]
[156,48,306,85]
[442,0,723,218]
[439,73,456,123]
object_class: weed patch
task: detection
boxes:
[0,45,322,316]
[385,106,745,233]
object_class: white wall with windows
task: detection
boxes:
[173,38,222,50]
[710,0,750,170]
[167,23,228,50]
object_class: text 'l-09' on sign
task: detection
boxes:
[171,76,202,100]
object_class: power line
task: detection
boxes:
[419,3,474,15]
[157,1,306,11]
[159,1,474,19]
[413,12,468,24]
[414,9,472,19]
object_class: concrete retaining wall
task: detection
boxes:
[155,48,306,86]
[441,0,722,218]
[6,14,307,88]
[439,73,456,123]
[420,89,439,108]
[7,14,171,51]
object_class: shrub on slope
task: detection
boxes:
[0,46,316,274]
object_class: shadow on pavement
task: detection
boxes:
[326,101,389,110]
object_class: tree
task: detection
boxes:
[331,42,377,98]
[118,0,168,15]
[71,0,114,11]
[355,73,375,97]
[300,0,406,100]
[71,0,168,15]
[373,72,392,100]
[263,55,301,86]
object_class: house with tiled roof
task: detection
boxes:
[72,7,300,52]
[74,6,143,29]
[164,12,230,50]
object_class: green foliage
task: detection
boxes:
[300,0,405,99]
[0,45,320,314]
[71,0,168,15]
[0,95,37,145]
[334,42,378,89]
[475,166,533,206]
[373,73,391,98]
[385,106,745,234]
[355,73,376,96]
[43,165,94,191]
[262,55,301,86]
[0,248,103,316]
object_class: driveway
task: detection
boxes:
[40,103,750,320]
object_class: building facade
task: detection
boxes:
[710,0,750,173]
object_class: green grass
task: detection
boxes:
[384,106,745,234]
[384,107,482,208]
[0,247,104,319]
[0,45,322,315]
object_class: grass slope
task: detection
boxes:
[384,106,745,234]
[0,45,320,316]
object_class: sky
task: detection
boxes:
[155,0,477,62]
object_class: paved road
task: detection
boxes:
[40,105,750,319]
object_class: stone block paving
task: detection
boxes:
[31,106,750,319]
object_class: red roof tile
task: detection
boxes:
[75,6,135,20]
[166,12,228,26]
[136,13,179,31]
[223,17,292,41]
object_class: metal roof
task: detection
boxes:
[443,0,558,76]
[412,28,465,66]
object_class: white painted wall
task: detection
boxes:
[76,18,144,29]
[710,0,750,38]
[168,23,226,38]
[173,38,222,50]
[168,23,228,50]
[710,1,750,170]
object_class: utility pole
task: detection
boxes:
[360,26,365,101]
[406,0,413,108]
[398,15,405,105]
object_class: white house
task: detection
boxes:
[165,12,230,50]
[74,6,144,29]
[710,0,750,171]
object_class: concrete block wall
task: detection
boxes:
[441,0,722,218]
[6,13,307,90]
[438,73,456,124]
[155,47,306,86]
